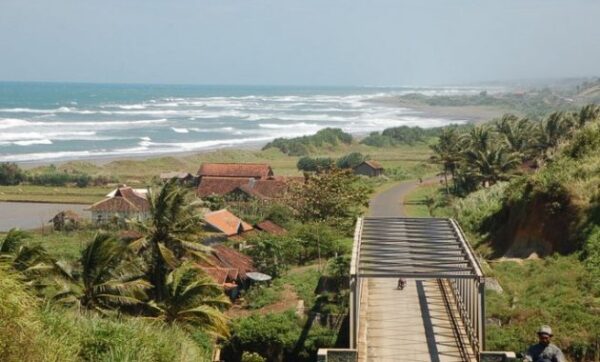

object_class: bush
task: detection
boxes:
[0,162,25,185]
[263,128,353,156]
[335,152,366,169]
[246,234,300,278]
[243,285,282,309]
[297,156,335,172]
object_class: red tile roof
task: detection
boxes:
[198,244,255,284]
[197,163,273,179]
[203,209,253,236]
[89,186,150,213]
[197,177,248,197]
[197,176,298,200]
[255,220,287,235]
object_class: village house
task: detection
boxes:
[198,244,256,297]
[88,185,150,224]
[353,160,384,177]
[197,162,273,181]
[196,162,299,200]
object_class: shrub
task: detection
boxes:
[297,156,335,172]
[263,128,352,156]
[335,152,367,169]
[0,162,25,185]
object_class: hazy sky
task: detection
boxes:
[1,0,599,86]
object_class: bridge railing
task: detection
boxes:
[349,217,363,349]
[450,219,486,356]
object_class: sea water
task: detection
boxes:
[0,82,480,163]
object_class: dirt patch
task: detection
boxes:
[226,285,299,319]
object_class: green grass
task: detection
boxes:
[275,264,321,309]
[29,229,96,260]
[402,183,440,217]
[0,184,112,204]
[244,285,283,310]
[486,256,599,360]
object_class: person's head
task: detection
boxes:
[537,325,553,345]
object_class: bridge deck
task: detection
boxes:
[358,278,476,362]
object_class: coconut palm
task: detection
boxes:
[148,263,230,337]
[0,228,50,272]
[53,233,149,312]
[430,128,461,193]
[577,104,600,127]
[462,144,521,187]
[130,180,209,301]
[534,111,576,160]
[494,115,535,158]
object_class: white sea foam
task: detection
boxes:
[171,127,189,133]
[13,139,53,146]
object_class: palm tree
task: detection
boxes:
[494,114,535,158]
[430,128,461,193]
[54,233,149,313]
[148,263,230,337]
[534,112,576,161]
[463,145,521,187]
[577,104,600,128]
[0,228,50,272]
[130,180,209,301]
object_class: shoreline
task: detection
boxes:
[12,99,509,169]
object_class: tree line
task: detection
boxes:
[430,104,600,195]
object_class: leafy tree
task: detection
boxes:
[148,263,230,337]
[131,180,209,301]
[335,152,367,169]
[0,162,25,185]
[246,234,299,278]
[291,222,345,265]
[327,255,350,279]
[288,168,372,233]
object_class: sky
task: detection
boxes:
[0,0,599,86]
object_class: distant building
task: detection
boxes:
[197,163,273,180]
[203,209,253,237]
[49,210,82,231]
[353,160,384,177]
[159,172,196,185]
[197,176,294,201]
[89,185,150,224]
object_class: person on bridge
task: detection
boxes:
[524,325,565,362]
[397,278,406,290]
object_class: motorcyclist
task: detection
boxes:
[397,278,406,290]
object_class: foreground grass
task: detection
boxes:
[0,267,212,362]
[486,256,599,360]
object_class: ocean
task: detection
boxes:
[0,82,480,163]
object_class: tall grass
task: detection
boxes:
[0,266,212,362]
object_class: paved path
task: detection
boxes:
[0,201,89,231]
[360,180,473,362]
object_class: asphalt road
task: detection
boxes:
[369,179,425,217]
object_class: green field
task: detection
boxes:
[0,185,113,204]
[3,142,434,204]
